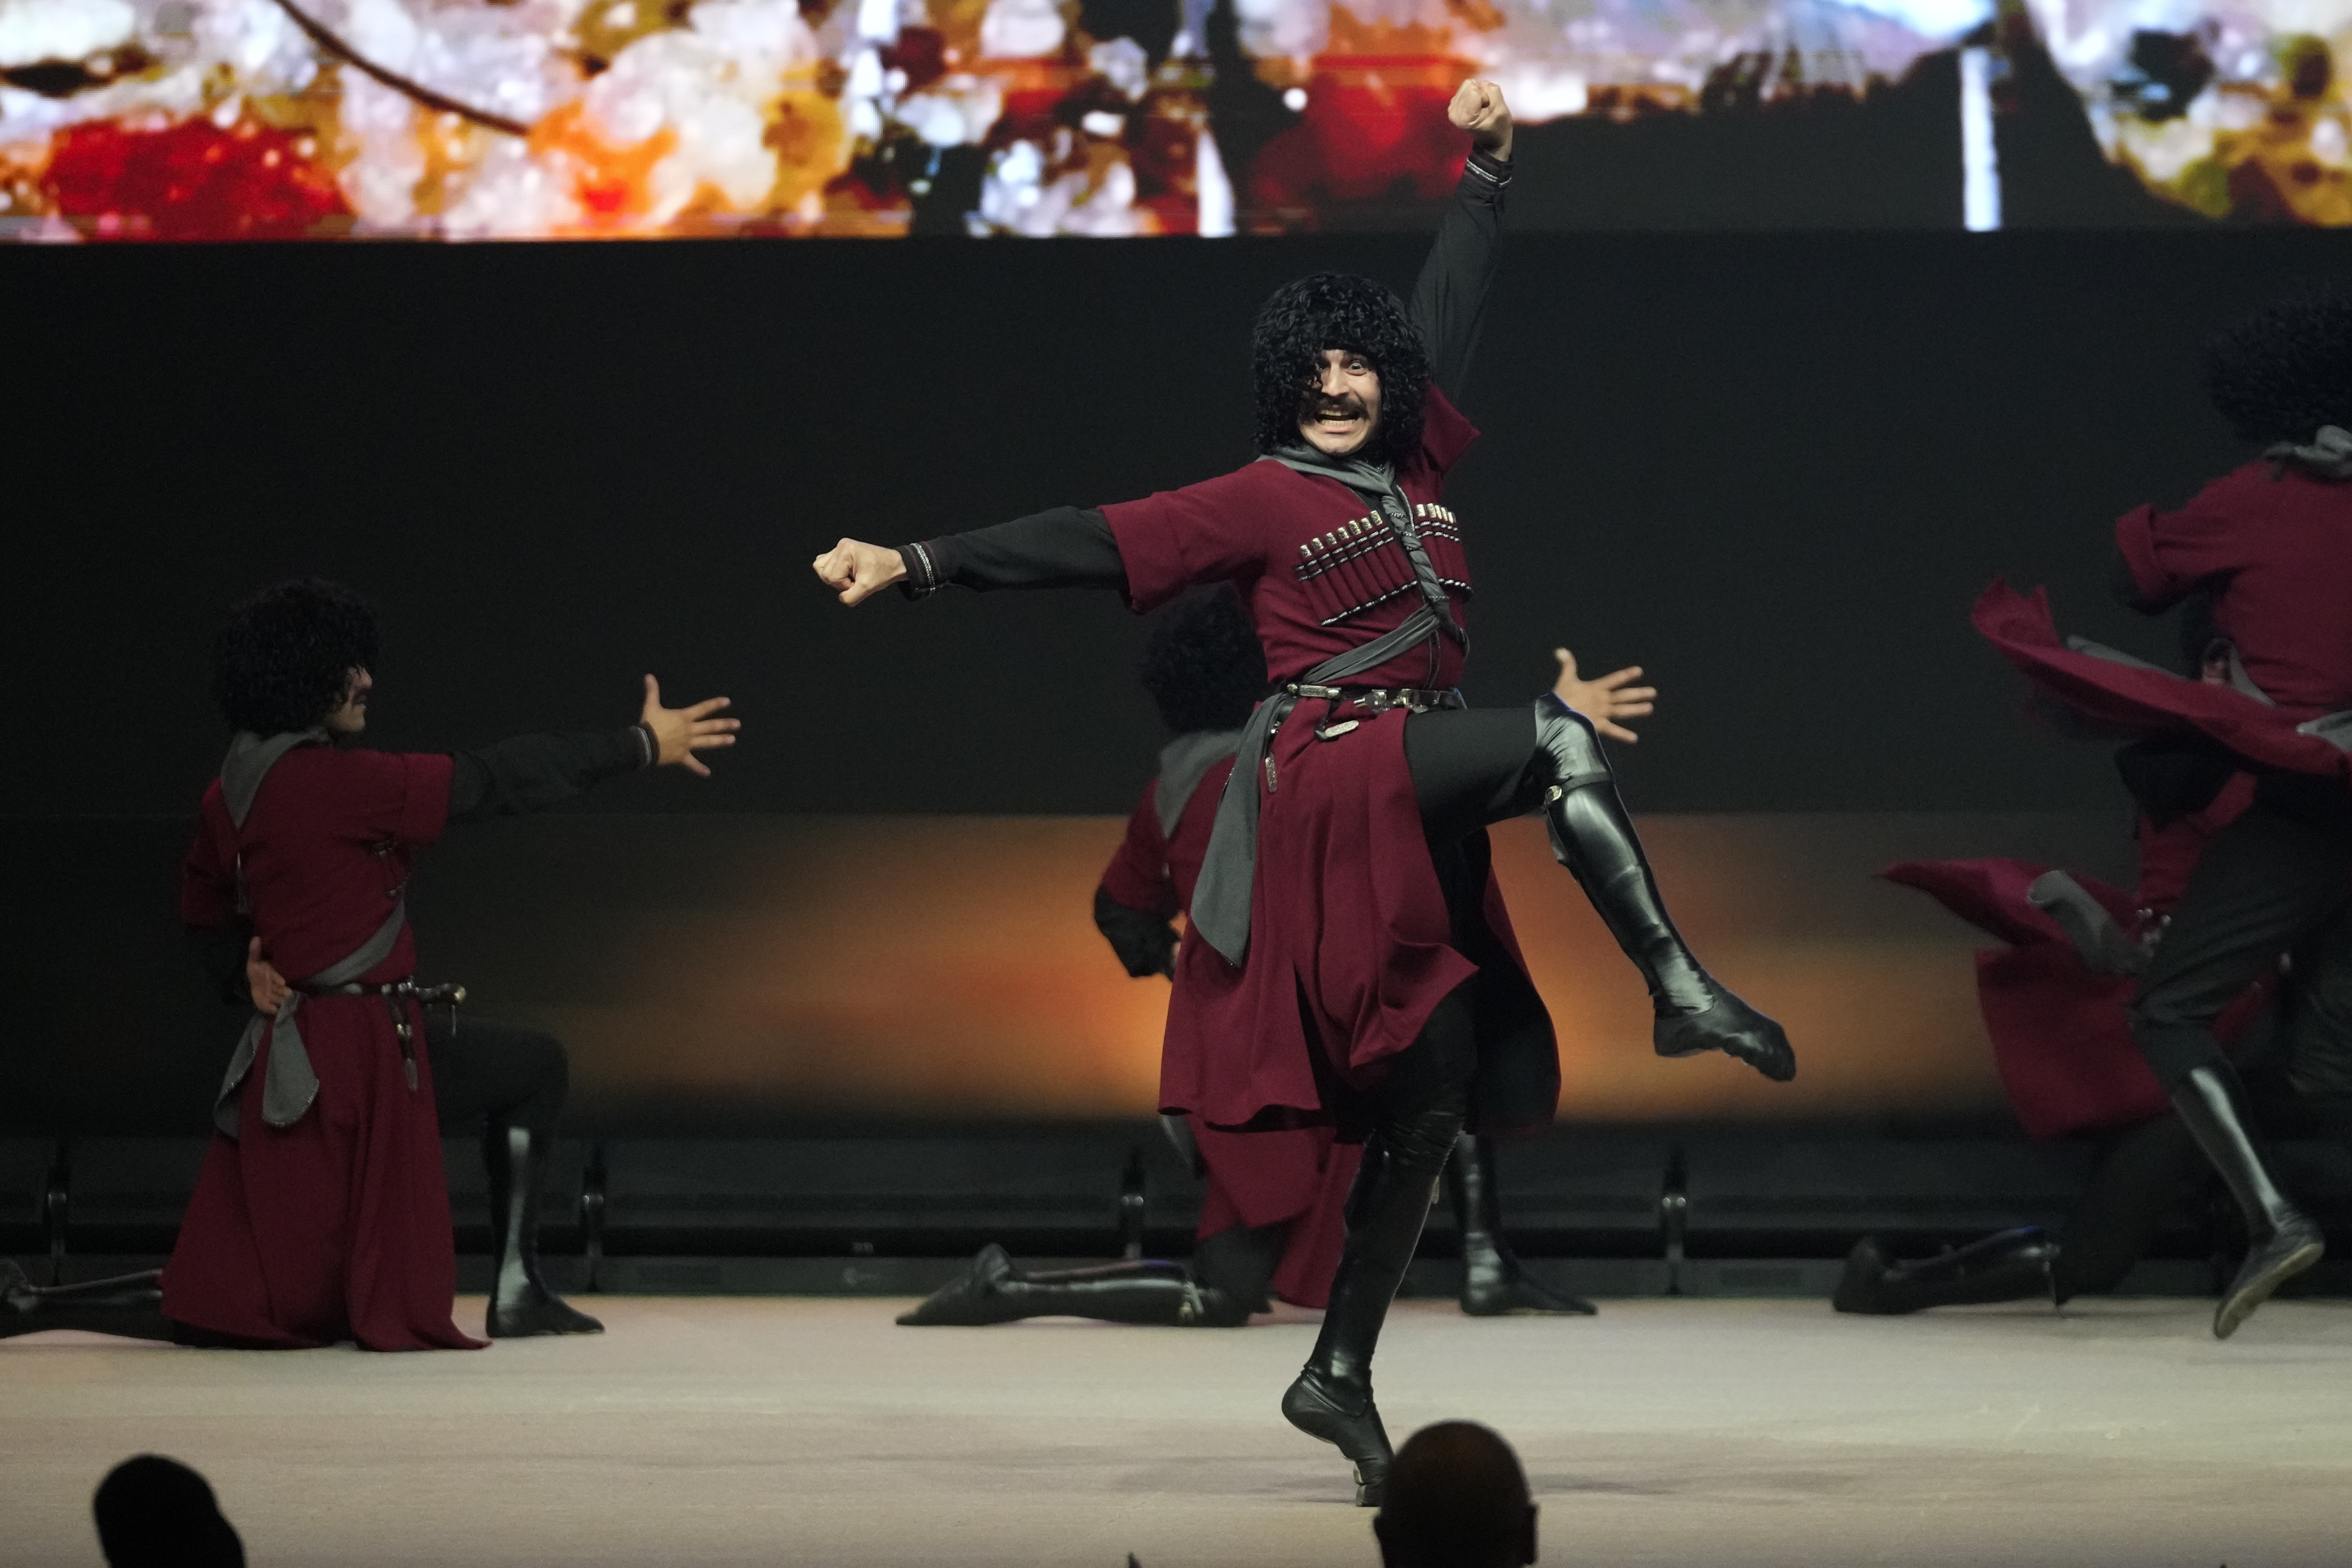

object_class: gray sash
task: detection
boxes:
[1189,609,1443,966]
[2064,636,2352,753]
[1154,730,1245,838]
[208,729,408,1137]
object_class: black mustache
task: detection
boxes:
[1306,398,1368,420]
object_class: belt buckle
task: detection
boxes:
[1355,689,1396,714]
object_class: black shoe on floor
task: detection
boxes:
[897,1245,1022,1327]
[1280,1366,1394,1507]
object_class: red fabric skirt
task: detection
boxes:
[162,994,483,1352]
[1973,581,2352,781]
[1158,704,1558,1137]
[1884,858,2270,1140]
[1193,1122,1360,1309]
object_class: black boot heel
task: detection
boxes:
[1281,1368,1394,1506]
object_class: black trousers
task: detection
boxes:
[2131,774,2352,1092]
[1347,707,1543,1116]
[425,1016,568,1140]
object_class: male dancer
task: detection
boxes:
[1843,609,2348,1313]
[0,578,736,1349]
[1970,293,2352,1336]
[817,81,1794,1504]
[901,589,1652,1327]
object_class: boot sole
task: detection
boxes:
[2213,1235,2325,1340]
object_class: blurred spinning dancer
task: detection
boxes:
[902,589,1654,1328]
[1964,293,2352,1336]
[1847,603,2351,1316]
[0,579,736,1350]
[817,80,1794,1505]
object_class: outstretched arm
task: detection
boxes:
[446,676,737,823]
[1410,79,1515,403]
[817,507,1129,605]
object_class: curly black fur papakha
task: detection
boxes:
[1251,272,1428,465]
[2200,290,2352,446]
[1139,585,1267,735]
[213,578,379,735]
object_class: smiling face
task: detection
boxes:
[321,667,373,735]
[1297,347,1383,457]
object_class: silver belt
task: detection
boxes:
[1286,683,1463,714]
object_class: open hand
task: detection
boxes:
[1552,648,1656,744]
[640,675,739,776]
[1448,78,1513,160]
[247,939,291,1014]
[813,539,909,606]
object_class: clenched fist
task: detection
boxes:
[814,539,909,606]
[1448,78,1513,161]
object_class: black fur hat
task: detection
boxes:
[1251,272,1429,465]
[1139,585,1267,734]
[212,578,379,735]
[2200,289,2352,446]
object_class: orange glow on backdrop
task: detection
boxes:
[475,812,2056,1125]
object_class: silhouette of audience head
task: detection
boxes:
[1373,1421,1538,1568]
[93,1455,244,1568]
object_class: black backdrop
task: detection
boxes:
[9,225,2352,822]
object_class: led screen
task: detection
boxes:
[1,0,2348,236]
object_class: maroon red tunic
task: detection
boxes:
[168,742,483,1351]
[1100,388,1558,1137]
[2115,460,2352,716]
[1100,755,1358,1309]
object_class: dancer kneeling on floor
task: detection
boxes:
[1,578,737,1350]
[903,588,1654,1327]
[816,77,1795,1506]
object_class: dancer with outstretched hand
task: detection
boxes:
[2,578,737,1350]
[816,80,1793,1505]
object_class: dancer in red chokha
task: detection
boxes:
[0,579,737,1350]
[816,80,1794,1504]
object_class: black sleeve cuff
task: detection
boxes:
[1464,148,1512,192]
[898,541,946,600]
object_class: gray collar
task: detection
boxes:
[1264,445,1395,500]
[221,729,327,829]
[2265,424,2352,480]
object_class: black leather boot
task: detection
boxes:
[1447,1134,1594,1316]
[1831,1228,2058,1315]
[1534,695,1795,1082]
[1,1260,175,1341]
[896,1243,1252,1326]
[1282,1092,1463,1507]
[484,1124,603,1338]
[2170,1064,2325,1338]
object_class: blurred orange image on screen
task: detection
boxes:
[498,813,2007,1124]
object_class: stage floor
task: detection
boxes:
[8,1295,2352,1567]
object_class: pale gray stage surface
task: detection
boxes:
[7,1296,2352,1567]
